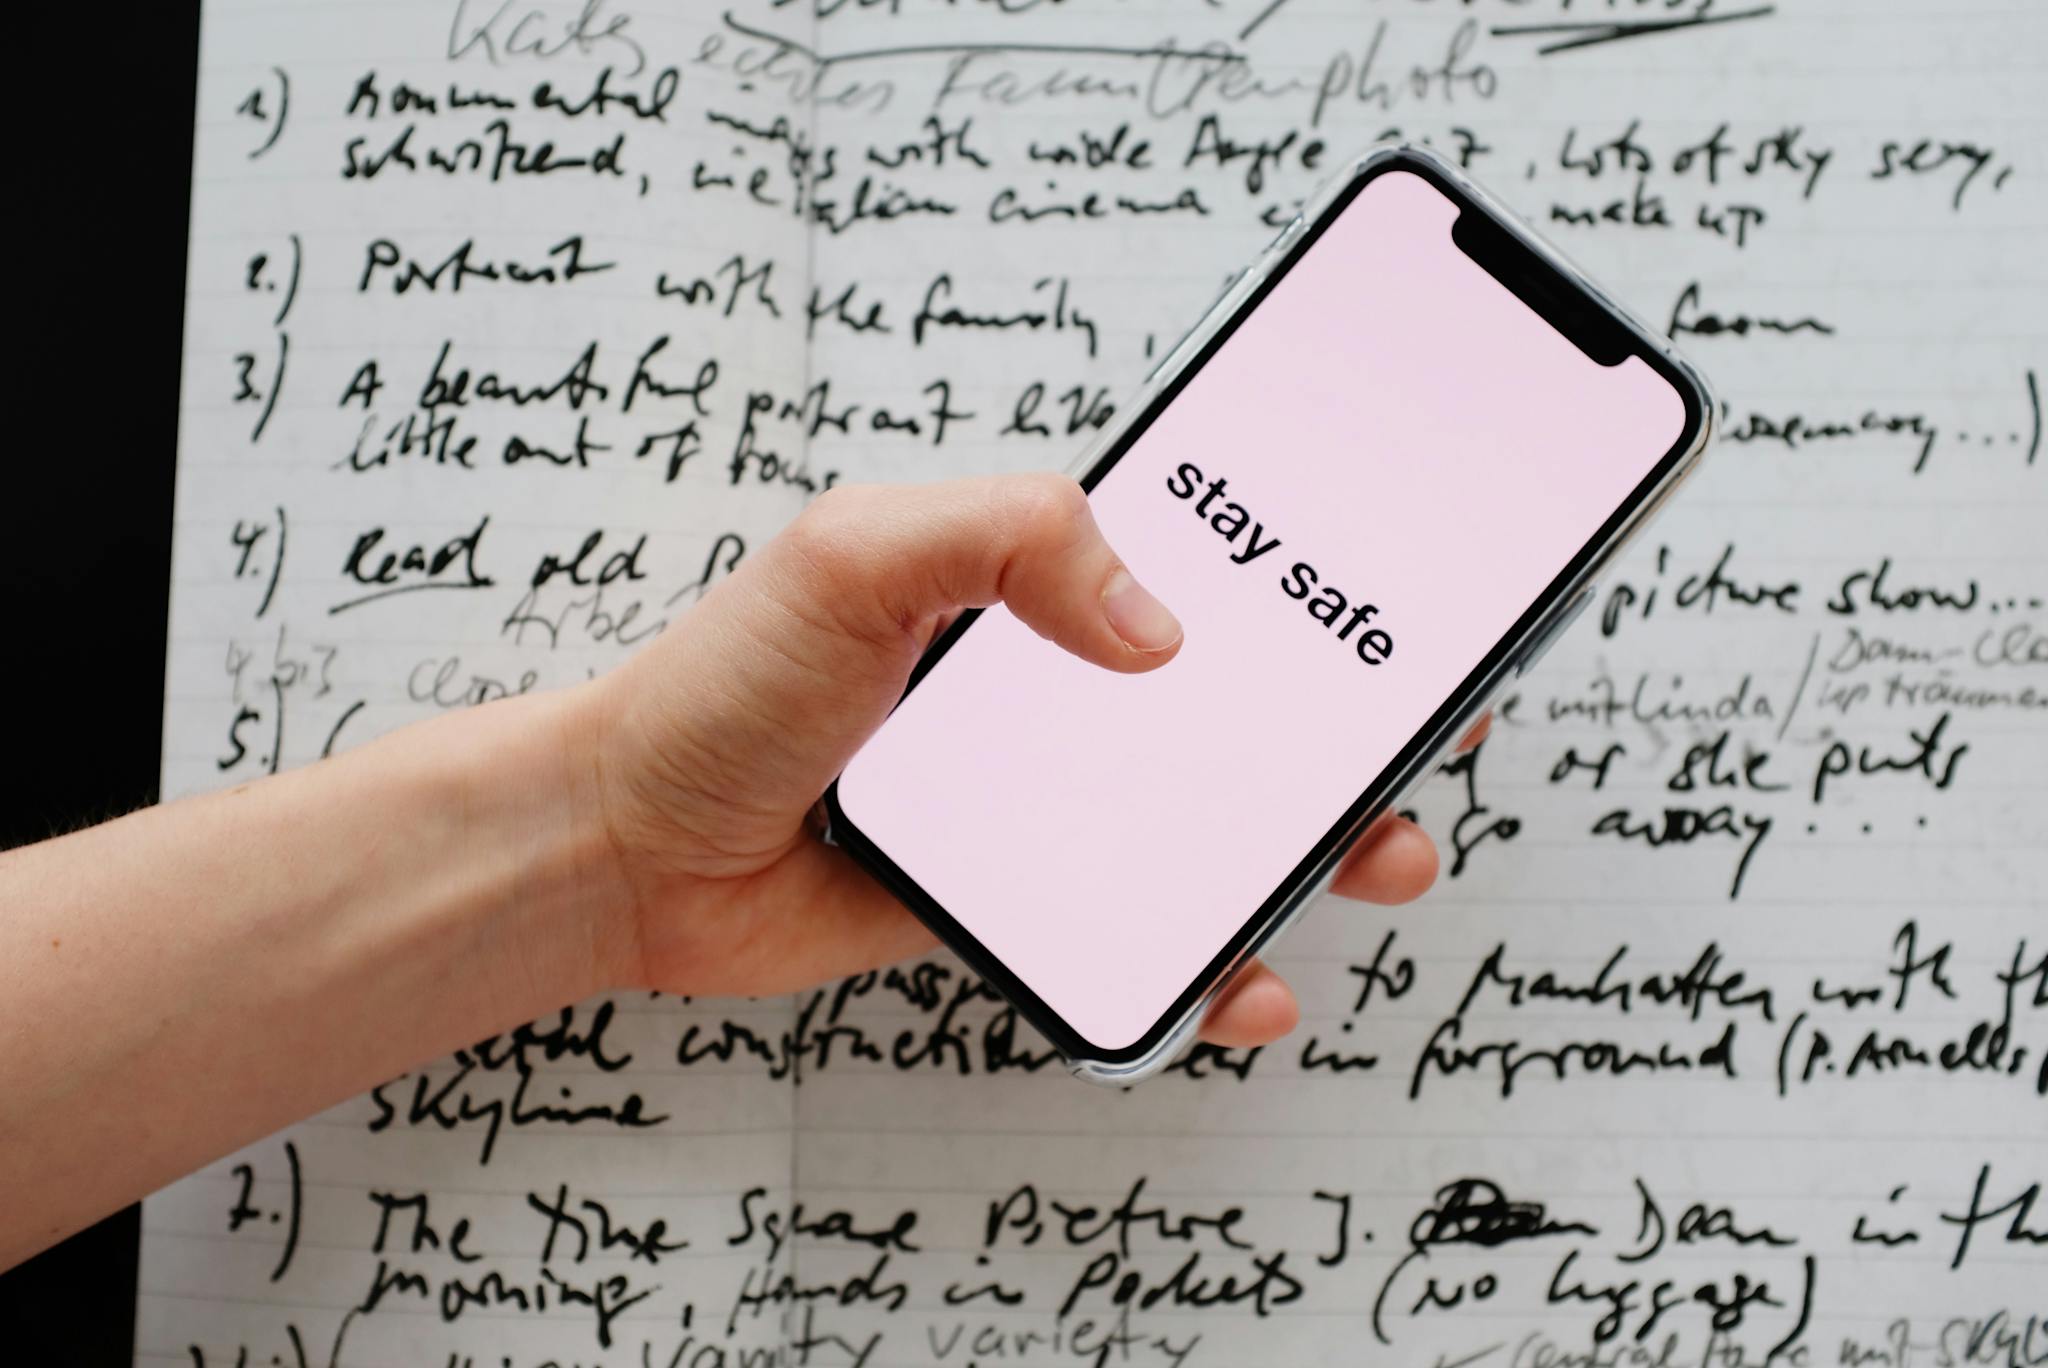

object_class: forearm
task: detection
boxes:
[0,686,632,1267]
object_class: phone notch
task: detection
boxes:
[1449,207,1632,367]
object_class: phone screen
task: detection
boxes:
[833,164,1699,1057]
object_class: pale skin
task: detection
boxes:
[0,473,1486,1269]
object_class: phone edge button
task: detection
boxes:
[1146,269,1244,383]
[1516,586,1595,677]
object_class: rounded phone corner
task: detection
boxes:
[1064,1010,1207,1088]
[1344,140,1441,180]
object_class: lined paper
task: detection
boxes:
[142,2,2043,1364]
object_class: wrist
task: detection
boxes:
[437,684,643,1013]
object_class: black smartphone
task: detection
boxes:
[825,145,1713,1083]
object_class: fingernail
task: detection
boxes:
[1102,568,1182,653]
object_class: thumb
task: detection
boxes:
[596,472,1184,857]
[773,472,1183,672]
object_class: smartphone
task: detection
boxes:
[823,145,1713,1084]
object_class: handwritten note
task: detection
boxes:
[142,2,2043,1364]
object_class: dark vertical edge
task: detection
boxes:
[0,2,201,1363]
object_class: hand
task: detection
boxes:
[581,473,1486,1049]
[1,471,1486,1261]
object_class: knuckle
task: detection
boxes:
[784,487,865,566]
[1010,472,1090,547]
[781,487,916,645]
[796,482,857,528]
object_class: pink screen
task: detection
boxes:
[835,169,1688,1051]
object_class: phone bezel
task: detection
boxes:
[822,145,1713,1079]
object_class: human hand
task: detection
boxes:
[579,474,1486,1049]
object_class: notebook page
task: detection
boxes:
[134,2,2046,1366]
[138,3,822,1363]
[781,1,2045,1363]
